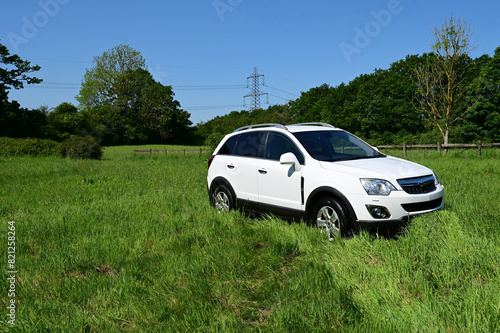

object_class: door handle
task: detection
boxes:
[227,164,235,169]
[258,169,267,174]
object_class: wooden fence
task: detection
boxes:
[133,148,211,156]
[133,141,500,158]
[376,141,500,157]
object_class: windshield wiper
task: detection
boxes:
[335,156,365,162]
[335,154,385,162]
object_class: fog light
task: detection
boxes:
[367,205,391,219]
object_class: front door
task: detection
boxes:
[257,132,304,213]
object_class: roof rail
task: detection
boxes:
[291,122,335,128]
[233,123,288,132]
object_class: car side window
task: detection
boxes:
[265,132,304,164]
[233,132,265,157]
[218,135,239,155]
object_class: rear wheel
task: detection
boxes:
[312,197,352,240]
[211,184,234,212]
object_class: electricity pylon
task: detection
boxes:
[244,67,268,111]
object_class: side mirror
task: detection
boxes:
[279,152,301,171]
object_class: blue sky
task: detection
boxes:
[2,0,499,124]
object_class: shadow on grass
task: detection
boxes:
[246,210,412,241]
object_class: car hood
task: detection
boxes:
[319,156,433,180]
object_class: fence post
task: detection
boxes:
[199,148,202,156]
[478,140,482,156]
[437,142,441,155]
[403,142,407,158]
[150,149,152,155]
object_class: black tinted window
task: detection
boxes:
[265,132,304,164]
[233,132,265,157]
[218,135,238,155]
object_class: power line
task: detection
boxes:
[259,69,311,88]
[174,85,246,90]
[267,93,291,102]
[185,104,243,110]
[265,85,300,97]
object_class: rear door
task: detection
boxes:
[223,131,265,204]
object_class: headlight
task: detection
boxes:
[360,179,397,196]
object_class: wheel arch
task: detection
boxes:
[209,177,237,205]
[305,186,357,223]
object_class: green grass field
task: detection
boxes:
[1,146,499,332]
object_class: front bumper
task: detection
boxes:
[350,184,445,223]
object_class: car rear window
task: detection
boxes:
[219,132,266,157]
[218,135,239,155]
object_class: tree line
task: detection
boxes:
[197,47,499,147]
[1,16,499,147]
[1,44,194,146]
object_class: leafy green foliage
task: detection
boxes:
[459,47,500,142]
[0,40,42,92]
[46,102,82,141]
[1,40,44,138]
[0,137,59,156]
[76,45,191,145]
[58,136,103,160]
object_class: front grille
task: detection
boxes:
[397,175,436,194]
[401,198,443,212]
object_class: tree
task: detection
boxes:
[77,45,146,109]
[289,84,334,123]
[46,102,82,140]
[1,40,43,138]
[1,41,42,97]
[76,45,190,145]
[414,15,477,144]
[459,47,500,142]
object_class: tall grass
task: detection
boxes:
[0,146,499,331]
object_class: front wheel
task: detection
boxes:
[312,197,352,240]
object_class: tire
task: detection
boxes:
[311,197,352,240]
[211,184,234,213]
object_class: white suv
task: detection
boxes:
[207,123,444,238]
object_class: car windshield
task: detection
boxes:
[292,130,384,162]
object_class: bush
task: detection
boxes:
[0,137,59,157]
[58,137,103,160]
